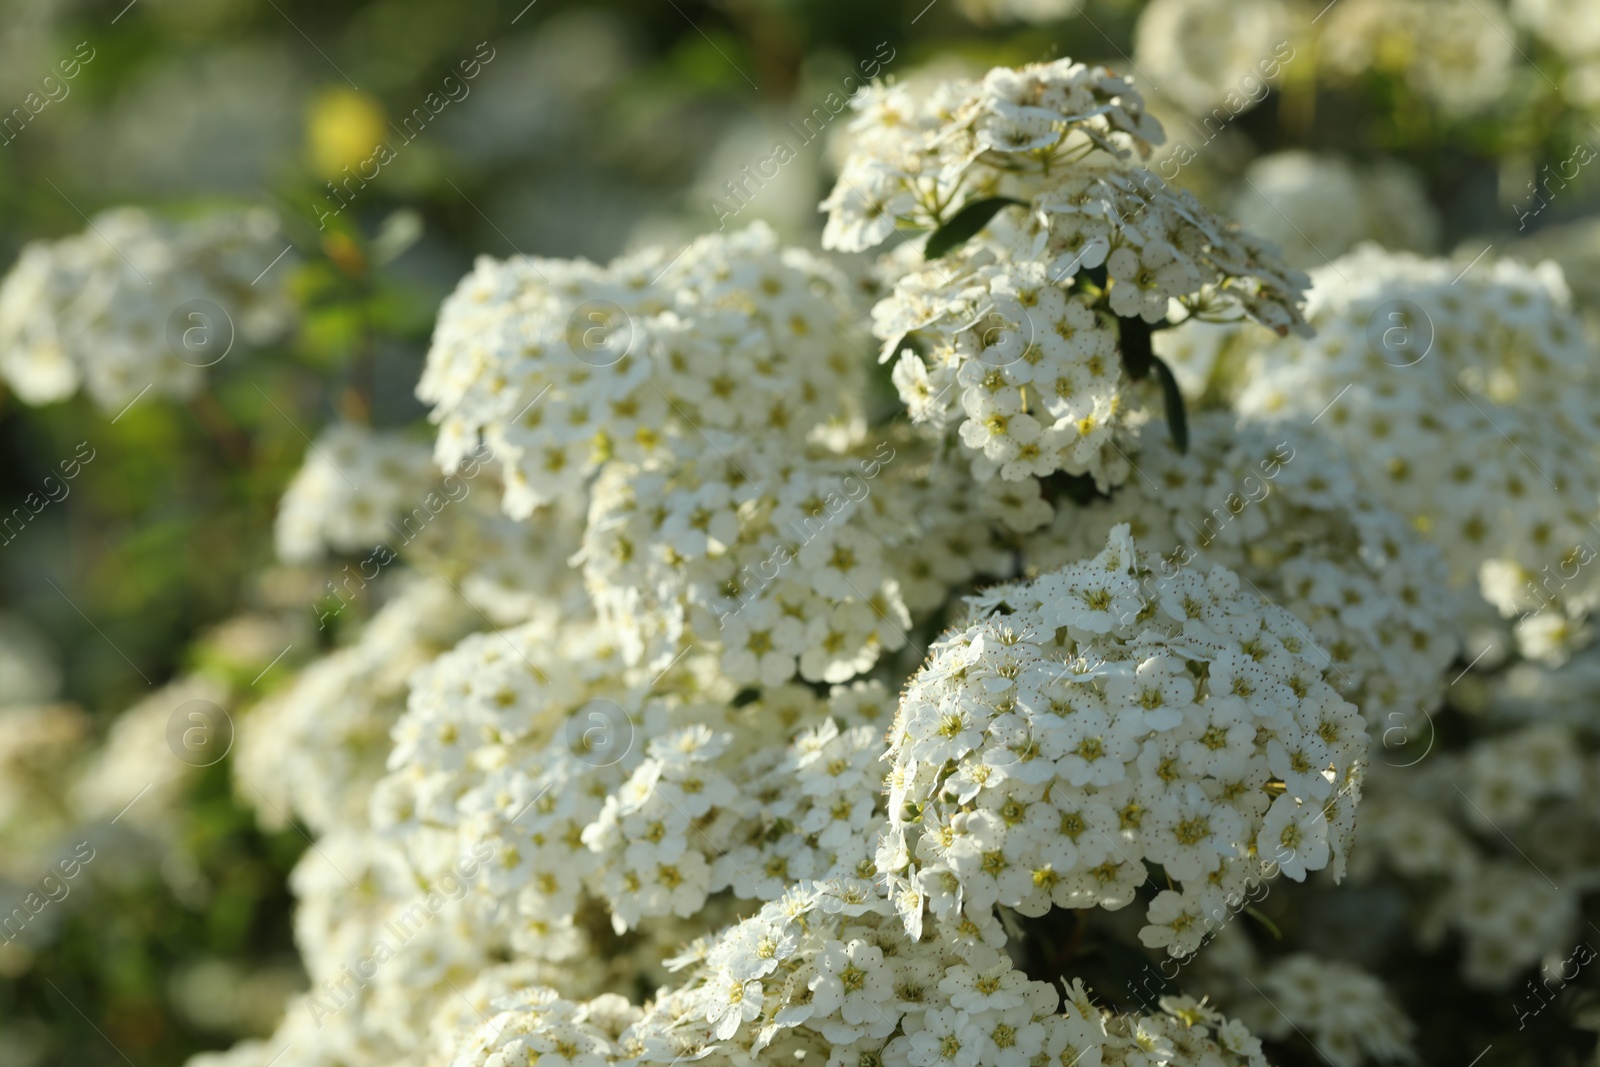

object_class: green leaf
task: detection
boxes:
[923,197,1026,260]
[1151,355,1189,454]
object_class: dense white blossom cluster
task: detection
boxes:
[881,526,1366,956]
[1354,732,1591,988]
[420,221,985,684]
[821,59,1308,491]
[420,222,868,518]
[1135,241,1600,1018]
[370,610,902,957]
[0,207,294,410]
[582,432,1009,683]
[84,50,1600,1067]
[1025,414,1457,732]
[820,61,1164,252]
[1171,246,1600,664]
[447,881,1272,1067]
[261,828,510,1067]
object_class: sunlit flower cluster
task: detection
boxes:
[370,607,904,958]
[582,431,1009,684]
[1025,414,1458,733]
[420,222,868,518]
[0,207,294,410]
[446,881,1274,1067]
[16,48,1578,1067]
[822,59,1308,490]
[1187,245,1600,664]
[881,526,1367,956]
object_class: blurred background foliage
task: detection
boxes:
[2,0,1599,1064]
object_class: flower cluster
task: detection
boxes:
[271,417,592,628]
[124,51,1600,1067]
[422,222,998,685]
[820,61,1163,252]
[1188,931,1416,1067]
[1512,0,1600,106]
[0,207,294,410]
[1024,413,1458,732]
[581,431,1009,684]
[419,222,868,518]
[370,608,905,958]
[822,59,1308,491]
[446,881,1273,1067]
[880,526,1367,955]
[1354,726,1591,988]
[1252,955,1415,1067]
[1190,245,1600,664]
[278,829,504,1067]
[1132,0,1296,115]
[1320,0,1514,116]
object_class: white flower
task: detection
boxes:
[706,976,763,1039]
[909,1008,986,1067]
[1257,795,1330,882]
[810,939,897,1033]
[1138,889,1211,957]
[938,964,1028,1014]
